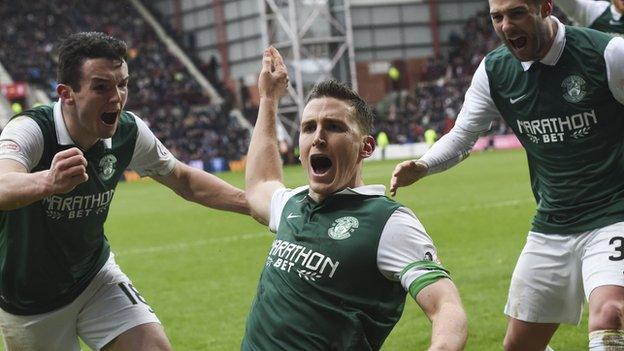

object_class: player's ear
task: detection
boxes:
[541,0,553,17]
[360,135,375,159]
[57,84,75,105]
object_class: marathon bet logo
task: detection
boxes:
[99,154,117,180]
[561,75,586,103]
[516,109,597,144]
[267,239,340,280]
[328,216,359,240]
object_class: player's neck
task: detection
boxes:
[536,18,558,60]
[308,177,366,204]
[61,104,99,151]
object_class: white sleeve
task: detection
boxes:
[0,116,44,171]
[605,37,624,105]
[419,59,500,174]
[268,185,307,232]
[555,0,610,27]
[377,207,450,298]
[127,113,177,177]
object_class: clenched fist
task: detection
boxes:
[46,147,89,194]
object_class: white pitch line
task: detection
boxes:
[116,231,273,256]
[117,197,535,256]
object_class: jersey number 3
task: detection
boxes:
[608,237,624,261]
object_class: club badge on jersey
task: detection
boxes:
[98,154,117,180]
[328,216,359,240]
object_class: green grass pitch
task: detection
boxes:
[4,149,592,350]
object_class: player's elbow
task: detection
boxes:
[250,210,269,225]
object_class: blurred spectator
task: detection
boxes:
[376,130,389,160]
[374,6,572,145]
[0,0,249,168]
[425,128,437,148]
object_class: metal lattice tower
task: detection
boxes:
[258,0,357,139]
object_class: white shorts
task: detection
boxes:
[0,253,160,351]
[504,222,624,325]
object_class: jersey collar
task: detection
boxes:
[53,100,112,149]
[332,185,386,196]
[520,16,566,71]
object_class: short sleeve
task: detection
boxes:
[127,113,177,177]
[605,37,624,105]
[0,116,44,171]
[268,185,308,233]
[377,207,450,299]
[555,0,611,27]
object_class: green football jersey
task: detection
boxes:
[485,26,624,234]
[589,6,624,36]
[242,186,449,350]
[0,104,137,315]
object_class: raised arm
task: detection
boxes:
[416,278,468,351]
[245,47,289,224]
[152,161,248,215]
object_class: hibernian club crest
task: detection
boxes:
[99,154,117,180]
[328,216,359,240]
[561,75,586,103]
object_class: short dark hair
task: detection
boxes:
[306,80,374,135]
[57,32,127,91]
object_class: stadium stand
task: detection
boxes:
[374,6,571,144]
[0,0,249,169]
[0,2,571,160]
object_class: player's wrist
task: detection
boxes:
[259,95,280,105]
[37,170,56,197]
[413,159,429,175]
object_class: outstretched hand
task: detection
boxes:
[389,160,428,196]
[258,46,289,101]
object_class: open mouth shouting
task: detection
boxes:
[310,154,333,176]
[508,36,528,51]
[100,110,119,126]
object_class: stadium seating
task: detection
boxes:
[0,0,249,169]
[374,6,571,143]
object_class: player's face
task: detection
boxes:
[299,97,373,201]
[62,58,129,147]
[613,0,624,13]
[489,0,553,61]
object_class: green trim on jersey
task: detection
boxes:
[485,26,624,234]
[400,260,450,299]
[408,271,450,300]
[0,104,138,315]
[589,6,624,36]
[242,188,408,351]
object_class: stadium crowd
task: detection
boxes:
[0,2,573,158]
[374,6,571,143]
[0,0,249,168]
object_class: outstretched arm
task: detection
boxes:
[389,127,477,196]
[416,278,468,351]
[390,59,498,196]
[245,47,289,224]
[152,161,248,214]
